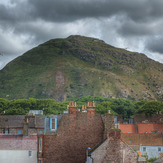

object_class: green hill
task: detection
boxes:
[0,35,163,101]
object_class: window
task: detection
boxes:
[29,151,32,157]
[1,129,9,134]
[52,119,55,129]
[18,130,22,134]
[129,140,132,144]
[143,147,146,152]
[158,147,161,152]
[39,130,43,135]
[5,130,9,134]
[50,117,57,131]
[2,129,9,134]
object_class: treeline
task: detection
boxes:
[73,96,163,119]
[0,98,67,115]
[0,96,163,120]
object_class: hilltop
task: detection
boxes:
[0,35,162,101]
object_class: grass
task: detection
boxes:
[0,35,162,101]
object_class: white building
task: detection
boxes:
[0,135,37,163]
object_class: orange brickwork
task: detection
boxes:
[119,124,137,133]
[138,123,163,133]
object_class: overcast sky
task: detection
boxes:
[0,0,163,69]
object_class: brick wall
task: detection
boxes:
[103,114,115,138]
[42,112,104,163]
[0,135,37,150]
[117,115,123,123]
[119,124,137,133]
[121,133,163,146]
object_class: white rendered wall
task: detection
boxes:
[0,150,37,163]
[140,146,163,159]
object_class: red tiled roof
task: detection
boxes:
[119,124,136,133]
[138,123,163,133]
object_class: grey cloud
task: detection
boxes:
[0,0,163,69]
[145,37,163,54]
[1,0,163,24]
[117,17,163,37]
[27,0,163,23]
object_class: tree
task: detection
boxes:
[137,101,163,115]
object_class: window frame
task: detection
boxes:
[143,147,146,152]
[39,137,42,153]
[29,151,32,157]
[50,117,57,131]
[16,128,23,135]
[38,129,44,135]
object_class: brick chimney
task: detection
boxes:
[68,102,77,114]
[104,112,115,138]
[108,130,121,140]
[87,101,95,114]
[23,117,29,136]
[25,113,36,128]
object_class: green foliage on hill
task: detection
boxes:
[0,96,162,120]
[136,101,163,115]
[0,98,67,115]
[0,35,163,101]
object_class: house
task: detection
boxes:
[0,114,61,136]
[0,114,44,135]
[119,123,163,134]
[119,114,163,159]
[38,102,138,163]
[87,131,138,163]
[121,133,163,159]
[0,135,37,163]
[0,113,61,163]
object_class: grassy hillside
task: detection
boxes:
[0,35,163,101]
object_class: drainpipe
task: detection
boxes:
[44,117,47,135]
[86,147,91,163]
[123,149,124,163]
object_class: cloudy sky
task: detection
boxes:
[0,0,163,69]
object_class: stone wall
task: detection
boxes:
[42,112,104,163]
[90,131,138,163]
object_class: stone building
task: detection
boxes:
[38,102,138,163]
[87,131,138,163]
[121,133,163,159]
[0,114,44,135]
[0,114,62,136]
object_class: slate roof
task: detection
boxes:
[0,115,45,128]
[0,115,25,128]
[35,115,45,128]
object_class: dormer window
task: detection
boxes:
[50,117,57,131]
